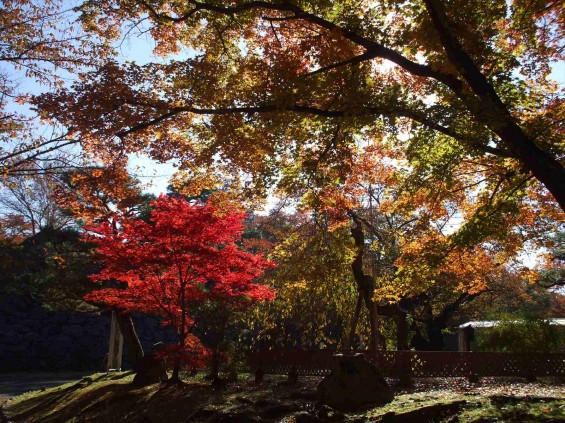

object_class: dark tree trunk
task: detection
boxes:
[170,360,181,383]
[378,303,411,351]
[429,319,447,351]
[169,335,184,384]
[410,319,446,351]
[209,350,220,381]
[115,313,144,367]
[345,293,363,349]
[201,308,228,382]
[365,292,380,351]
[350,216,379,351]
[410,292,481,351]
[499,126,565,211]
[425,319,446,351]
[395,314,410,350]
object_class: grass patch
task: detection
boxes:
[3,374,564,422]
[3,372,295,423]
[460,396,565,422]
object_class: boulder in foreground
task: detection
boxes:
[317,354,393,411]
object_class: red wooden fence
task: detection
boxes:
[247,349,565,379]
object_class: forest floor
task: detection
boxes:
[2,372,564,422]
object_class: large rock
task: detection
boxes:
[317,354,393,411]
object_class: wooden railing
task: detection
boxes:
[247,349,565,381]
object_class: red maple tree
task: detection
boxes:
[84,195,274,381]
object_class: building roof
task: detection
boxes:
[458,318,565,328]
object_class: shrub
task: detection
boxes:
[474,317,564,353]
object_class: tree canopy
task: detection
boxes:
[32,0,565,210]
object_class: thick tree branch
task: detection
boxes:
[136,0,465,91]
[118,101,514,158]
[423,0,565,209]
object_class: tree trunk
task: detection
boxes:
[202,308,228,381]
[409,316,449,351]
[345,293,363,349]
[170,359,181,383]
[350,216,380,352]
[209,350,220,381]
[107,311,123,371]
[501,126,565,210]
[426,320,446,351]
[395,314,409,350]
[363,290,380,351]
[115,313,144,368]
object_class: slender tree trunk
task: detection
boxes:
[107,311,123,370]
[345,293,363,349]
[169,334,185,384]
[410,320,445,351]
[363,290,379,351]
[115,313,144,368]
[205,308,228,382]
[109,218,144,370]
[350,216,380,352]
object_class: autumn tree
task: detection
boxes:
[55,161,153,226]
[84,195,274,382]
[245,211,362,349]
[28,1,563,334]
[0,171,96,310]
[256,124,560,351]
[340,171,557,350]
[537,232,565,290]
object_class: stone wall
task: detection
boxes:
[0,295,176,372]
